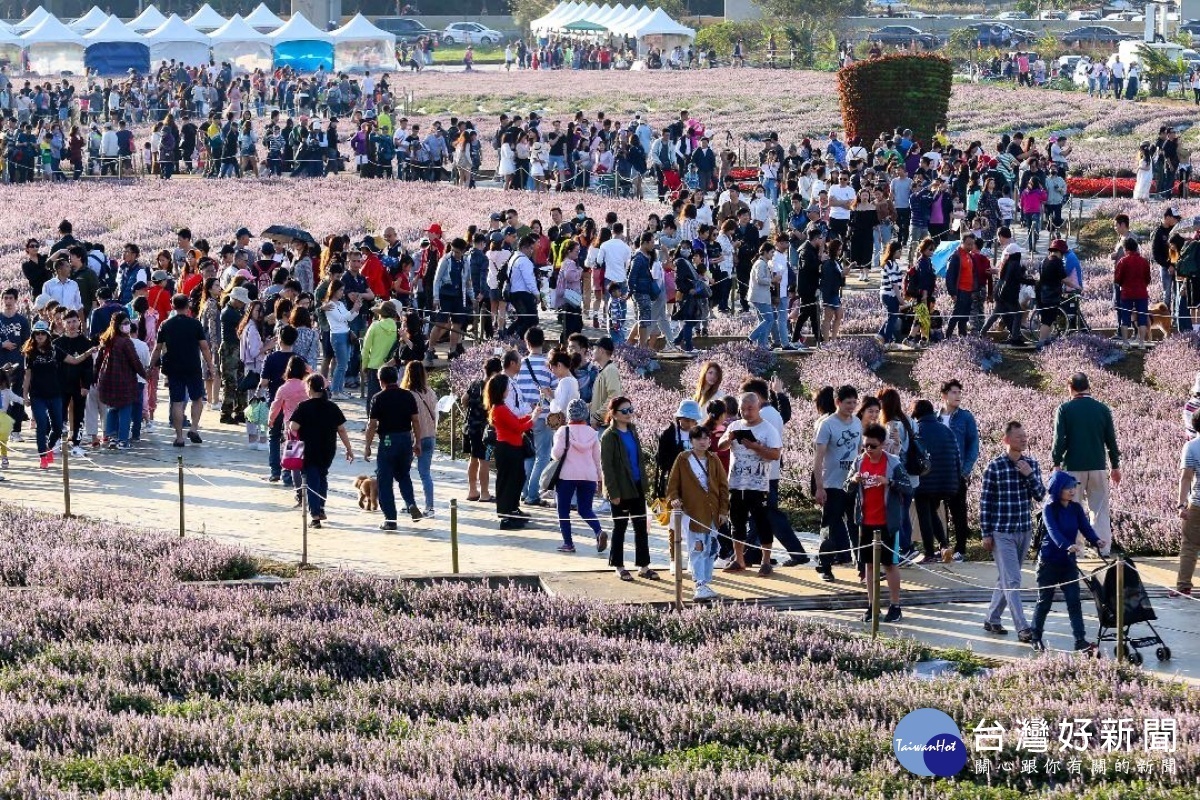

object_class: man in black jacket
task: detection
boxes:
[791,226,823,348]
[1152,206,1180,315]
[980,234,1031,346]
[1036,239,1070,347]
[733,208,760,313]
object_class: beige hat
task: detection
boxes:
[32,293,53,311]
[229,286,251,305]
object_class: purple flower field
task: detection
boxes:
[0,506,1196,798]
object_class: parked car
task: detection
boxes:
[1038,10,1066,20]
[1060,25,1135,46]
[1067,10,1102,21]
[964,22,1036,47]
[375,17,440,43]
[1180,20,1200,38]
[441,21,503,46]
[996,11,1030,20]
[1103,11,1143,22]
[868,25,938,49]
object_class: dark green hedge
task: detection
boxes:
[836,54,953,148]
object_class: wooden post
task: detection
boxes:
[1115,559,1125,662]
[673,510,684,612]
[871,529,882,639]
[177,455,185,538]
[300,476,309,568]
[61,439,71,518]
[450,498,460,574]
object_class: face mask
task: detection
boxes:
[120,323,132,334]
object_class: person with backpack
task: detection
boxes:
[980,230,1031,346]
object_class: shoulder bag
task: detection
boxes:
[540,426,570,494]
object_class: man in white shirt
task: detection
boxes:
[598,222,632,288]
[827,170,856,242]
[505,235,540,339]
[719,392,783,576]
[770,235,796,350]
[100,124,120,175]
[43,258,82,311]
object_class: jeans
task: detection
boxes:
[268,415,283,479]
[1031,558,1087,642]
[879,294,900,343]
[556,478,602,547]
[914,493,949,556]
[945,476,971,555]
[750,301,776,348]
[416,435,435,509]
[873,223,893,269]
[1162,266,1176,315]
[980,299,1024,343]
[376,433,417,522]
[674,319,696,350]
[30,395,63,457]
[303,464,329,518]
[985,527,1033,632]
[818,487,854,571]
[330,331,351,393]
[775,300,790,348]
[689,528,718,587]
[523,417,553,503]
[1025,212,1041,251]
[104,402,134,445]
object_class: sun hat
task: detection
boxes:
[31,320,50,333]
[568,398,590,422]
[674,399,705,423]
[230,286,251,304]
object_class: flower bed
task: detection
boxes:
[1069,176,1200,198]
[0,514,1196,798]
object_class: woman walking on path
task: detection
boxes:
[551,398,607,554]
[600,395,657,582]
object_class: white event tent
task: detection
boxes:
[128,5,168,33]
[84,15,151,76]
[69,5,109,34]
[530,2,581,32]
[627,7,694,47]
[186,4,228,33]
[244,3,286,32]
[209,14,272,73]
[144,15,211,68]
[21,14,86,74]
[269,12,334,73]
[14,6,52,33]
[331,14,398,73]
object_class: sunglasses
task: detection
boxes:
[863,443,881,450]
[617,407,634,415]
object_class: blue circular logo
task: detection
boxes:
[893,709,968,777]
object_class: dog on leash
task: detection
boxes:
[1148,302,1173,341]
[354,475,379,511]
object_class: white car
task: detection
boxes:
[441,21,503,46]
[996,11,1029,20]
[1067,10,1102,20]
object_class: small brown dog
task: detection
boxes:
[354,475,379,511]
[1148,302,1173,341]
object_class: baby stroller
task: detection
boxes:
[1084,556,1171,665]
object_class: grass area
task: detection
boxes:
[431,43,508,66]
[1074,217,1119,260]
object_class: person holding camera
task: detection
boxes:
[718,391,783,577]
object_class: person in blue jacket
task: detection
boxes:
[911,398,961,563]
[938,379,980,560]
[1030,470,1100,652]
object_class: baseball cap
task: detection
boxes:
[425,223,443,236]
[131,281,148,291]
[1165,206,1181,219]
[152,270,170,283]
[489,212,503,222]
[1048,239,1069,253]
[502,226,517,237]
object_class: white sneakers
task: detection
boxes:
[693,583,719,600]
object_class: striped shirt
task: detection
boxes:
[514,353,555,410]
[879,258,903,300]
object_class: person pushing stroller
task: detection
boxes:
[1030,471,1101,652]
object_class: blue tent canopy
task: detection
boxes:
[84,41,150,76]
[273,40,333,72]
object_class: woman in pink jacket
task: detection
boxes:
[268,356,310,500]
[1019,182,1048,254]
[551,398,607,554]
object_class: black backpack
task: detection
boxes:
[901,417,932,477]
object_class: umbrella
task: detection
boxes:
[563,20,608,32]
[261,225,317,245]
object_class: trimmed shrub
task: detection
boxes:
[836,54,953,147]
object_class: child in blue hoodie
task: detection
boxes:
[1030,471,1101,652]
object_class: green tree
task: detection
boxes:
[1136,43,1185,97]
[945,27,980,62]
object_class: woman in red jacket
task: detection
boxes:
[486,372,542,530]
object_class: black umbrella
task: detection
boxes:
[261,225,317,246]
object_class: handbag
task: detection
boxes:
[281,435,305,471]
[563,288,583,308]
[522,430,536,458]
[540,426,570,493]
[237,370,260,392]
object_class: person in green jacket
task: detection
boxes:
[600,395,657,583]
[360,300,399,408]
[1051,372,1120,556]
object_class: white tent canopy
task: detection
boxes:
[22,14,86,73]
[331,13,398,73]
[14,6,52,33]
[531,2,580,31]
[606,4,644,32]
[84,15,144,42]
[186,3,228,32]
[210,14,272,74]
[244,3,285,32]
[69,5,109,33]
[269,12,333,43]
[591,4,626,26]
[128,5,168,32]
[613,6,655,36]
[145,14,211,67]
[629,7,694,38]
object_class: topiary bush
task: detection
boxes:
[836,53,953,147]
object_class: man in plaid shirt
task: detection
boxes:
[980,421,1045,642]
